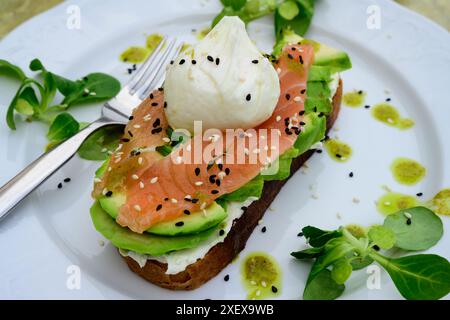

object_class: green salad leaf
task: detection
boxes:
[1,58,121,160]
[78,125,124,161]
[291,207,450,300]
[384,207,443,251]
[275,0,315,41]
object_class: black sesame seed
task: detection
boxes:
[246,93,252,101]
[179,59,185,65]
[271,286,278,293]
[216,179,221,187]
[291,47,296,51]
[58,183,63,189]
[406,218,412,225]
[207,55,214,62]
[318,112,325,118]
[215,57,220,65]
[297,232,304,237]
[287,53,294,60]
[212,190,219,195]
[219,229,225,236]
[153,118,161,128]
[164,101,168,108]
[195,168,201,176]
[252,60,259,64]
[150,93,154,99]
[336,154,342,159]
[158,87,164,92]
[316,150,323,154]
[416,192,423,197]
[192,60,197,65]
[386,98,391,102]
[224,274,230,282]
[365,105,371,109]
[358,90,363,95]
[156,204,163,211]
[152,127,163,134]
[209,175,217,184]
[64,178,71,183]
[225,168,231,175]
[151,102,158,107]
[286,94,291,100]
[349,172,354,178]
[299,55,304,64]
[184,210,191,215]
[261,226,267,233]
[299,110,305,116]
[133,64,137,70]
[164,197,169,201]
[170,60,174,65]
[127,69,132,75]
[121,138,130,143]
[105,191,113,197]
[373,245,380,251]
[191,198,199,204]
[300,121,306,126]
[129,116,134,121]
[285,128,292,135]
[301,89,306,94]
[184,197,192,202]
[176,221,185,227]
[241,206,248,211]
[218,164,224,171]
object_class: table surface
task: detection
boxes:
[0,0,448,39]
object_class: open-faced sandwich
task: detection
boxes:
[90,16,351,290]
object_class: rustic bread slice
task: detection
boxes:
[123,80,343,290]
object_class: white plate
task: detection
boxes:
[0,0,449,299]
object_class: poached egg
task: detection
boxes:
[164,17,280,132]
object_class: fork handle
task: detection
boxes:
[0,117,121,222]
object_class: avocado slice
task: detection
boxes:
[90,201,216,256]
[99,195,227,236]
[273,29,352,72]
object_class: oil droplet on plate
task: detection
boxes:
[241,252,281,300]
[391,157,426,186]
[324,139,352,163]
[343,90,366,108]
[372,103,414,130]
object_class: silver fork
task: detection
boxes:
[0,36,182,221]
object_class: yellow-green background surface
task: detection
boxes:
[0,0,448,39]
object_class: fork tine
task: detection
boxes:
[138,40,183,100]
[127,37,168,94]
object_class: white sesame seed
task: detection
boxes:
[143,114,152,121]
[218,172,226,179]
[171,198,178,204]
[277,68,281,74]
[131,174,139,180]
[138,157,143,165]
[108,167,112,172]
[384,201,392,206]
[150,177,158,184]
[134,205,141,212]
[98,239,105,247]
[94,178,102,183]
[90,91,97,96]
[353,197,360,204]
[294,96,302,102]
[404,212,412,219]
[261,281,267,288]
[162,137,171,143]
[84,88,90,94]
[116,144,123,152]
[102,188,108,195]
[250,280,257,285]
[186,144,192,152]
[139,181,145,189]
[195,181,203,186]
[114,158,121,163]
[200,202,206,210]
[276,115,282,122]
[256,290,261,297]
[133,124,141,129]
[101,148,108,153]
[258,219,263,225]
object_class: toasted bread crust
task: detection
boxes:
[123,80,343,290]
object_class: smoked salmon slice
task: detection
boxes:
[115,44,315,234]
[93,90,169,197]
